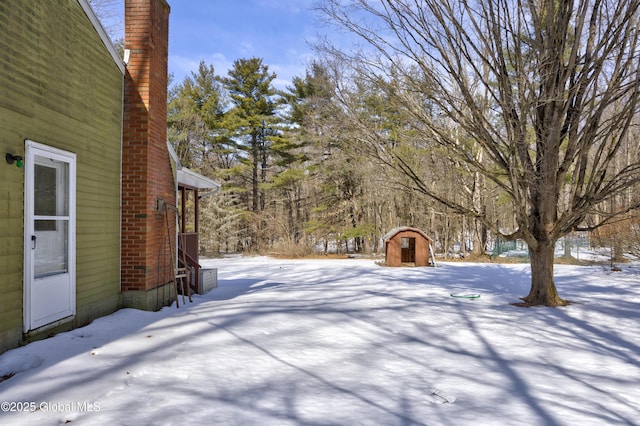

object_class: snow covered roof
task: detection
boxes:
[383,226,433,242]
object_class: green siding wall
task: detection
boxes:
[0,0,124,353]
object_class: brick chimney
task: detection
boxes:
[121,0,174,309]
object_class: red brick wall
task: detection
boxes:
[122,0,174,292]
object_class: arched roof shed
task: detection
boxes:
[383,227,435,267]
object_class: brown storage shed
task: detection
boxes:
[383,227,435,267]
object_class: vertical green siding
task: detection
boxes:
[0,0,124,353]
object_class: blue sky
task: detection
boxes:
[168,1,323,89]
[95,1,323,89]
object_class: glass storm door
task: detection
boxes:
[24,141,76,332]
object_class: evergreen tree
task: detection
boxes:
[222,58,279,215]
[221,57,307,250]
[167,60,226,171]
[167,61,240,254]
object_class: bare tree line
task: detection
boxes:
[311,0,640,305]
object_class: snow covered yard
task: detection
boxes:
[0,256,638,425]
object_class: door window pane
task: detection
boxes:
[401,237,410,249]
[34,220,68,278]
[34,158,69,231]
[35,164,57,216]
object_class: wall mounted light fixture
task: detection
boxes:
[6,153,24,168]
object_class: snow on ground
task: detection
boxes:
[0,256,638,426]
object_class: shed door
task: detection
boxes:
[24,141,76,332]
[401,237,416,263]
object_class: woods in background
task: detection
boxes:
[167,1,640,306]
[166,58,498,258]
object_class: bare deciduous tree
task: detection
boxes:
[88,0,124,42]
[316,0,640,305]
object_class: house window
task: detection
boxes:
[401,237,410,248]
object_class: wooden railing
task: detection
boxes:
[178,232,200,293]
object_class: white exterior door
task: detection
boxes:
[24,140,76,332]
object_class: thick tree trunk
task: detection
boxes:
[521,242,568,306]
[472,219,485,256]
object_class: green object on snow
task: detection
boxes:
[450,293,480,299]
